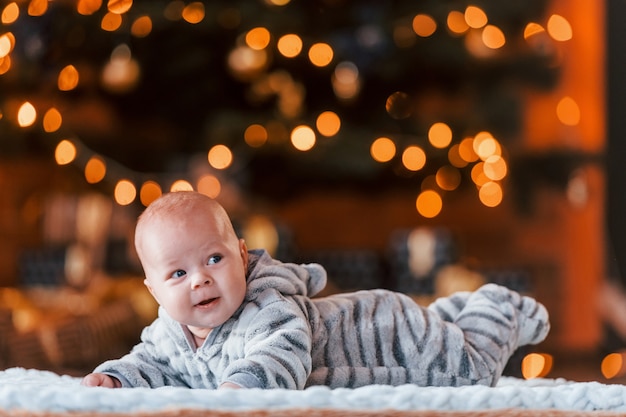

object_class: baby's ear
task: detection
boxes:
[143,279,160,304]
[239,239,249,272]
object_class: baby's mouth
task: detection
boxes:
[196,297,218,307]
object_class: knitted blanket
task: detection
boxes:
[0,368,625,417]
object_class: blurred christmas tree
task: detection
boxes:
[0,0,562,205]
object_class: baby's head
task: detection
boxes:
[135,191,248,339]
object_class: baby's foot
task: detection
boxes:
[477,283,550,346]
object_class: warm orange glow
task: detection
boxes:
[108,0,132,14]
[84,156,107,184]
[524,22,545,39]
[58,65,79,91]
[0,33,14,58]
[228,46,268,79]
[448,144,468,168]
[246,27,271,50]
[436,166,461,191]
[557,96,581,126]
[17,102,36,127]
[601,352,626,379]
[428,122,453,149]
[54,140,77,165]
[0,55,11,74]
[182,2,205,24]
[101,12,122,31]
[197,175,221,199]
[170,180,194,192]
[1,3,19,24]
[277,34,302,58]
[459,137,479,162]
[43,108,62,132]
[244,124,268,147]
[447,11,469,35]
[291,125,316,151]
[483,155,507,181]
[131,15,152,37]
[482,25,505,49]
[77,0,102,16]
[308,43,333,67]
[465,6,487,29]
[266,0,290,5]
[208,144,233,169]
[478,181,503,207]
[471,162,489,186]
[521,353,553,379]
[547,14,572,42]
[140,181,162,206]
[416,190,443,218]
[370,137,396,162]
[114,179,137,206]
[475,137,501,160]
[28,0,48,16]
[316,111,341,137]
[412,14,437,37]
[402,146,426,171]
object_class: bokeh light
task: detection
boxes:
[170,180,193,192]
[428,122,453,149]
[602,352,626,379]
[416,190,442,218]
[114,179,137,206]
[17,102,37,127]
[43,108,62,132]
[139,181,162,206]
[54,140,77,165]
[557,96,581,126]
[291,125,316,151]
[58,65,79,91]
[246,27,271,50]
[101,12,122,31]
[308,43,333,67]
[277,34,302,58]
[547,14,572,41]
[131,15,152,37]
[316,111,341,137]
[2,3,19,24]
[197,174,221,199]
[386,91,412,119]
[84,156,106,184]
[370,137,396,162]
[447,11,469,35]
[465,6,487,29]
[244,124,268,147]
[412,14,437,37]
[28,0,48,16]
[482,25,506,49]
[522,353,553,379]
[208,144,233,169]
[478,181,503,207]
[436,165,461,191]
[77,0,102,16]
[402,146,426,171]
[107,0,132,15]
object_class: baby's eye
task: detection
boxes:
[207,255,222,265]
[171,270,186,279]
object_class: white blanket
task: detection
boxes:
[0,367,625,413]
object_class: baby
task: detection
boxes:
[81,191,550,390]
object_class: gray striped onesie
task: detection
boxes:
[94,249,549,389]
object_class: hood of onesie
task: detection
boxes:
[245,249,327,300]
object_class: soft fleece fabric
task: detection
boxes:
[94,250,549,389]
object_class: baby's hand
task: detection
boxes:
[81,373,122,388]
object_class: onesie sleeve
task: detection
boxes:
[220,290,313,389]
[93,318,189,388]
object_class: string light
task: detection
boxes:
[0,0,570,219]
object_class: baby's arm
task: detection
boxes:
[81,373,122,388]
[221,294,313,389]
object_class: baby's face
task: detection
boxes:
[138,210,248,340]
